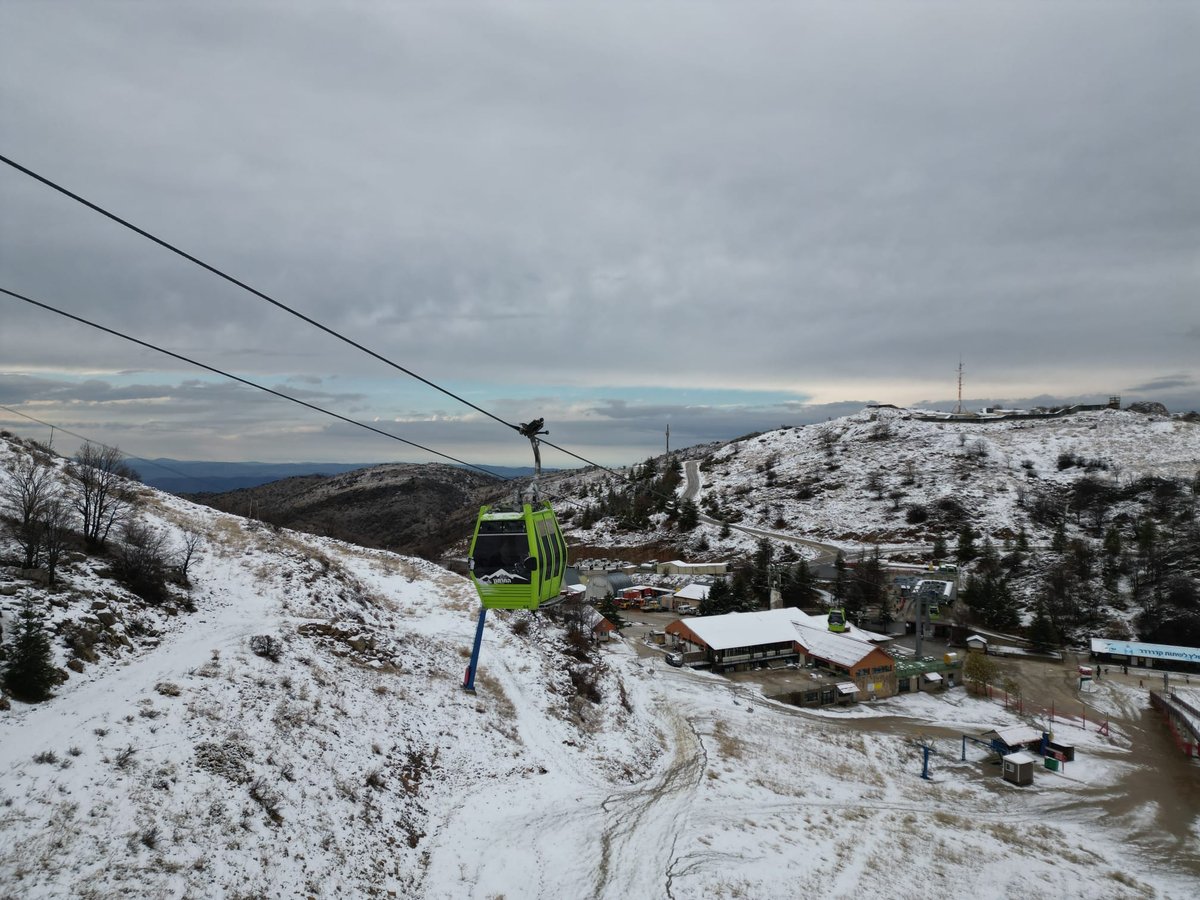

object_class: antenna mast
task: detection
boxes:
[666,422,670,456]
[955,357,964,415]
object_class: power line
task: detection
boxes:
[3,293,883,591]
[0,154,636,481]
[1,287,510,480]
[0,154,521,434]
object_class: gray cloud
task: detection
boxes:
[2,2,1197,463]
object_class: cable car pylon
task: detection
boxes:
[462,419,566,692]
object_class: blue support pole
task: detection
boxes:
[921,745,933,780]
[463,607,488,692]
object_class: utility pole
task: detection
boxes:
[914,591,925,658]
[665,422,670,456]
[955,357,964,415]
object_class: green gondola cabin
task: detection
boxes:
[468,502,568,610]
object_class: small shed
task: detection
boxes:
[836,682,860,705]
[966,635,989,654]
[1002,751,1035,786]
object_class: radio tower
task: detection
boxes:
[955,357,965,415]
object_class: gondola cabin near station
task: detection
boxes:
[468,502,568,609]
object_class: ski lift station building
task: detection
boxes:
[1088,638,1200,674]
[665,608,898,698]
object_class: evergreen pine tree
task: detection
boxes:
[957,523,978,563]
[931,535,947,562]
[3,598,57,702]
[781,560,818,609]
[701,579,731,616]
[833,550,848,603]
[1028,601,1059,652]
[1051,522,1067,554]
[596,595,626,631]
[676,498,700,531]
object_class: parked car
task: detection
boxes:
[677,604,697,615]
[665,652,684,667]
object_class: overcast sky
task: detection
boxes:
[2,1,1197,468]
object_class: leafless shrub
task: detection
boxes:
[365,768,386,791]
[194,739,253,783]
[114,745,137,769]
[33,750,58,764]
[140,826,160,849]
[249,634,283,662]
[155,681,182,697]
[248,776,283,825]
[111,520,173,603]
[271,700,312,732]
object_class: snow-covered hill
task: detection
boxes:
[565,406,1200,557]
[2,433,1198,898]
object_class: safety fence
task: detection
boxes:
[1149,691,1200,760]
[972,682,1111,737]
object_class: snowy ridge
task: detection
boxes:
[565,406,1200,557]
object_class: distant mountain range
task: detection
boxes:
[125,458,541,493]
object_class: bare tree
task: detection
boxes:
[176,526,204,585]
[67,443,138,549]
[40,499,72,585]
[2,455,61,568]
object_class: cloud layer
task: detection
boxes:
[2,2,1196,464]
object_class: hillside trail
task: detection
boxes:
[683,460,841,564]
[593,704,706,899]
[0,552,277,775]
[417,614,710,900]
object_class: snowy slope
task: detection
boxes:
[564,406,1200,557]
[2,434,1198,899]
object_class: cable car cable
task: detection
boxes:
[2,160,917,580]
[0,155,649,483]
[0,154,522,435]
[1,287,508,480]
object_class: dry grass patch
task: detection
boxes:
[712,718,744,760]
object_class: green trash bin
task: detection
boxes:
[1044,757,1059,771]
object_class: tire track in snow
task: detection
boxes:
[594,705,707,899]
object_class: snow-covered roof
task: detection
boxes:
[1004,752,1036,765]
[793,623,881,668]
[842,622,893,644]
[836,682,859,695]
[674,608,889,664]
[990,725,1042,747]
[922,672,943,682]
[915,579,955,598]
[678,607,816,650]
[1089,638,1200,664]
[674,583,711,602]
